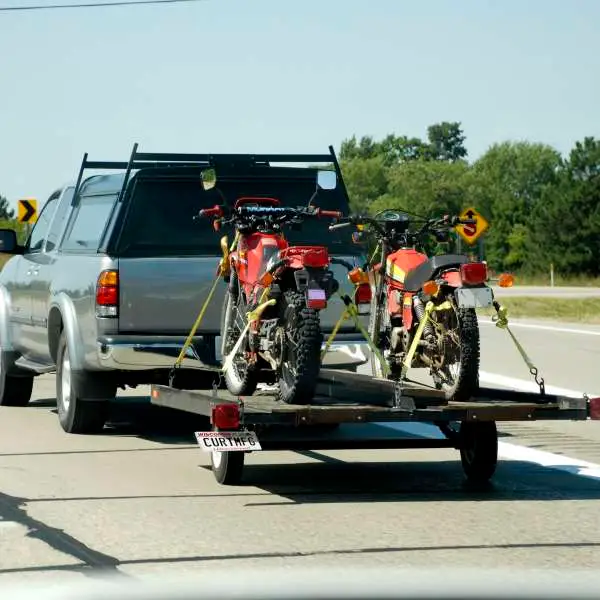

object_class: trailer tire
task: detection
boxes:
[459,421,498,484]
[211,449,245,485]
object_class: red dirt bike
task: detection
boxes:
[330,209,499,401]
[196,170,347,405]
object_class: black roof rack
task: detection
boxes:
[71,142,350,206]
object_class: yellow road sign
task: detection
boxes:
[455,206,489,246]
[18,198,37,224]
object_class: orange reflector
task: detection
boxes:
[498,273,515,288]
[97,270,118,287]
[348,267,369,285]
[260,272,274,287]
[422,280,439,296]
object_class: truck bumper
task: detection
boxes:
[96,335,369,372]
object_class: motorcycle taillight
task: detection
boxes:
[460,262,488,285]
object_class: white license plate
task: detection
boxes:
[456,286,493,308]
[194,431,262,452]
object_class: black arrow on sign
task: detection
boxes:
[20,200,35,223]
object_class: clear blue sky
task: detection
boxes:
[1,0,599,211]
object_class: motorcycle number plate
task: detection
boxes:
[456,286,493,308]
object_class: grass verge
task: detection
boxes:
[478,297,600,324]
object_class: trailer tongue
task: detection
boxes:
[150,368,599,486]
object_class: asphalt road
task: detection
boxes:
[491,285,600,298]
[1,318,600,585]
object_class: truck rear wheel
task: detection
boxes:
[0,351,34,407]
[56,333,117,434]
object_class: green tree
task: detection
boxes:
[425,121,468,162]
[469,141,562,270]
[0,195,15,219]
[528,137,600,276]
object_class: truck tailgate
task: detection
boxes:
[117,255,365,335]
[118,256,225,335]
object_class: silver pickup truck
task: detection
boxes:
[0,146,368,434]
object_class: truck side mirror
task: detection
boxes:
[0,229,20,254]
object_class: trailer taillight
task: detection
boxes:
[460,262,488,286]
[589,397,600,420]
[212,403,240,429]
[96,270,118,317]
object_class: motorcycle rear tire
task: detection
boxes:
[440,305,480,402]
[277,291,323,405]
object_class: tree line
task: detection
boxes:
[338,122,600,277]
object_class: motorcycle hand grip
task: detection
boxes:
[328,222,351,231]
[317,209,343,218]
[198,205,222,218]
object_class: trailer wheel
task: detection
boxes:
[211,449,245,485]
[459,421,498,484]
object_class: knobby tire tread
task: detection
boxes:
[446,307,480,402]
[277,291,323,405]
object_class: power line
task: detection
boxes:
[0,0,209,12]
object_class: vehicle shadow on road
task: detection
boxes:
[210,453,600,505]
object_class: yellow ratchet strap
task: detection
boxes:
[400,300,452,380]
[172,232,240,371]
[492,302,546,394]
[321,294,390,377]
[221,299,276,374]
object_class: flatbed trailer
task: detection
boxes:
[150,369,600,485]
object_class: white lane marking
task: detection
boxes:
[0,520,20,529]
[377,376,600,481]
[478,371,598,399]
[479,319,600,337]
[496,442,600,480]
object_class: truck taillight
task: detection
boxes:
[96,270,118,317]
[460,262,488,286]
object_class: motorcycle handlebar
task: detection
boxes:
[198,205,223,218]
[328,221,352,231]
[317,209,343,219]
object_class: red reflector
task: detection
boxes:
[589,397,600,420]
[460,262,488,285]
[354,283,372,305]
[96,286,118,306]
[212,403,240,429]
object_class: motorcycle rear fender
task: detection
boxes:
[440,269,462,288]
[281,245,330,269]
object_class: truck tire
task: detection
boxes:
[56,332,117,434]
[211,448,245,485]
[0,351,34,407]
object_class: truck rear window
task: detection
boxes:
[115,176,359,257]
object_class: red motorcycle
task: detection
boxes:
[331,210,499,401]
[197,170,347,405]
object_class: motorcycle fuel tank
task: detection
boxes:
[236,232,287,287]
[385,248,428,288]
